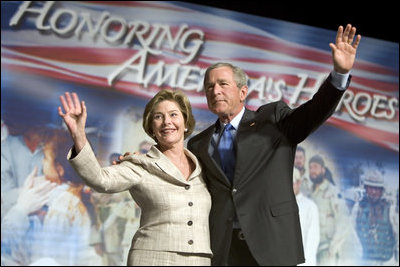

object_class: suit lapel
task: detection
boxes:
[239,108,258,130]
[197,124,231,186]
[234,109,258,186]
[196,112,261,187]
[194,111,261,187]
[146,146,188,184]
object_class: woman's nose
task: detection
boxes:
[163,115,172,124]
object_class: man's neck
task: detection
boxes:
[219,106,245,126]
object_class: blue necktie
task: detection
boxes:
[218,123,236,182]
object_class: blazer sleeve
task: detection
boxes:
[274,74,346,144]
[68,142,145,193]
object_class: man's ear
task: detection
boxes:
[240,85,248,102]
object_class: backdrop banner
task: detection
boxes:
[1,1,398,266]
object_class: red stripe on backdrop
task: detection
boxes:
[84,1,192,12]
[4,46,138,65]
[3,28,397,76]
[350,76,398,93]
[203,29,397,75]
[329,117,398,151]
[3,51,398,122]
[4,46,398,98]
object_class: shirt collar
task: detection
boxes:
[218,106,245,131]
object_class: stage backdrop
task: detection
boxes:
[1,1,398,266]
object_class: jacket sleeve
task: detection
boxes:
[68,142,144,193]
[275,74,347,144]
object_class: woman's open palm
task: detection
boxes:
[58,92,87,151]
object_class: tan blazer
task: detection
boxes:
[68,142,212,256]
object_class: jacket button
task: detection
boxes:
[232,188,237,194]
[188,240,193,245]
[187,220,193,226]
[188,201,193,206]
[185,185,190,190]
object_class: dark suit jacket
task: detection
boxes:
[188,75,347,265]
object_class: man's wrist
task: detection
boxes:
[330,70,351,90]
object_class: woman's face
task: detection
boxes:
[151,100,186,149]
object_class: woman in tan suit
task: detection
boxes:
[58,89,212,266]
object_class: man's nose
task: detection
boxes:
[210,84,222,95]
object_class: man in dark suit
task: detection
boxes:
[187,24,361,266]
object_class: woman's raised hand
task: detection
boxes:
[58,92,88,152]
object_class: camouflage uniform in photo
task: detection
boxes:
[354,172,396,265]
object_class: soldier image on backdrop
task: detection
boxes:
[351,170,397,266]
[308,154,361,265]
[295,146,311,197]
[293,168,320,266]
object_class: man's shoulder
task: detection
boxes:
[257,100,286,110]
[255,101,289,117]
[244,101,288,124]
[188,124,214,146]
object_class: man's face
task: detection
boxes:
[294,150,306,170]
[309,162,325,184]
[204,66,247,119]
[365,185,384,203]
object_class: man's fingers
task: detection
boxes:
[112,152,134,165]
[335,24,360,49]
[347,26,356,44]
[336,25,343,44]
[352,34,361,49]
[329,43,337,53]
[342,24,352,44]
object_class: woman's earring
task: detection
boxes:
[184,128,188,132]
